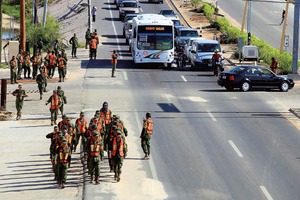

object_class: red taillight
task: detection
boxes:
[229,75,235,81]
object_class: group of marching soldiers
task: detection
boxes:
[46,101,128,188]
[10,48,68,86]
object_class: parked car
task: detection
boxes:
[175,27,199,47]
[158,9,176,18]
[119,1,140,20]
[189,39,224,70]
[217,65,295,92]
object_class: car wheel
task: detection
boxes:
[240,81,250,92]
[280,81,289,92]
[225,86,234,91]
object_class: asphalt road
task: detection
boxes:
[218,0,295,54]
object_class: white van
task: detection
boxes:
[189,39,224,70]
[186,37,206,62]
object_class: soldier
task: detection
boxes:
[16,49,24,80]
[99,101,112,150]
[69,33,78,58]
[85,28,91,49]
[74,112,88,152]
[54,138,69,189]
[58,115,68,130]
[114,115,128,158]
[44,50,51,77]
[37,38,43,53]
[46,90,62,126]
[48,51,57,79]
[30,52,40,79]
[24,52,31,79]
[53,39,60,57]
[61,49,68,76]
[85,130,102,184]
[57,54,67,82]
[111,50,118,78]
[46,126,60,179]
[12,84,28,120]
[67,123,76,160]
[111,130,124,182]
[36,70,46,100]
[57,86,67,116]
[40,61,48,92]
[10,56,18,84]
[89,35,98,60]
[140,112,153,160]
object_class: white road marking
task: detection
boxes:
[207,112,217,121]
[123,71,128,80]
[183,96,207,102]
[107,0,123,59]
[181,75,187,82]
[260,186,274,200]
[134,110,158,180]
[228,140,244,158]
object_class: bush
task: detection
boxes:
[191,0,202,9]
[26,15,60,52]
[203,3,215,21]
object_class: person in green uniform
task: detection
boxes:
[10,56,18,84]
[16,49,24,80]
[140,112,154,159]
[46,126,59,179]
[61,49,68,76]
[55,138,69,189]
[111,130,125,182]
[57,86,67,116]
[85,130,102,184]
[46,90,62,126]
[12,84,28,120]
[69,33,79,58]
[36,70,46,100]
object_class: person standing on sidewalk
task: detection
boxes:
[36,70,46,100]
[12,84,28,120]
[140,112,153,159]
[111,50,118,77]
[57,86,67,116]
[61,49,68,76]
[85,28,91,49]
[69,33,78,58]
[16,49,24,80]
[57,54,67,82]
[270,57,279,74]
[24,52,31,79]
[10,56,18,84]
[46,90,62,126]
[92,6,97,22]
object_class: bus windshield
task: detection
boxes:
[137,25,173,50]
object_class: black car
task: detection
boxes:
[217,65,294,92]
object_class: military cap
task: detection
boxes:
[80,111,84,116]
[61,49,65,51]
[65,116,69,120]
[146,112,151,117]
[103,101,108,106]
[116,130,122,135]
[57,86,61,89]
[91,124,97,129]
[53,90,57,93]
[62,125,68,130]
[92,130,98,136]
[115,115,120,120]
[62,138,67,143]
[95,110,100,113]
[54,126,58,129]
[62,114,66,118]
[58,131,63,136]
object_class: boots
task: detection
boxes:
[90,174,93,183]
[95,175,99,184]
[143,154,148,160]
[40,95,42,100]
[117,172,121,182]
[61,182,65,189]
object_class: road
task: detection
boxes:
[218,0,295,53]
[1,0,300,199]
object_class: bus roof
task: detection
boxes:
[133,14,173,26]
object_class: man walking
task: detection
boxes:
[85,28,91,49]
[140,112,153,159]
[111,130,124,182]
[55,138,69,189]
[49,51,57,78]
[90,35,98,60]
[69,33,78,58]
[57,54,67,82]
[36,70,46,100]
[61,49,68,76]
[10,56,18,84]
[57,86,67,115]
[16,49,24,80]
[24,52,31,79]
[46,90,61,126]
[12,84,28,120]
[111,50,118,78]
[92,6,97,22]
[75,112,88,152]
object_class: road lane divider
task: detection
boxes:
[123,71,128,80]
[207,112,217,121]
[260,186,274,200]
[181,75,187,82]
[134,110,159,180]
[228,140,244,158]
[107,0,123,59]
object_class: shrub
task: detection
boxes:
[203,3,215,21]
[191,0,202,9]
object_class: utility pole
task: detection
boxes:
[280,1,290,53]
[241,0,248,32]
[88,0,92,31]
[43,0,48,27]
[20,0,26,52]
[0,0,3,64]
[292,0,299,74]
[247,0,252,45]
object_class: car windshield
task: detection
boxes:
[162,10,174,15]
[121,2,137,7]
[180,30,198,37]
[229,66,247,73]
[197,43,220,52]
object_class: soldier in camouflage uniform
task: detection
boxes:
[57,86,67,116]
[10,56,18,84]
[12,84,28,120]
[55,138,69,189]
[36,70,46,100]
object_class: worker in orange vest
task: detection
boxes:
[46,90,62,126]
[99,101,112,150]
[111,50,118,77]
[74,112,88,152]
[57,54,67,82]
[48,51,57,78]
[140,112,153,160]
[90,35,98,60]
[111,130,124,182]
[54,138,69,189]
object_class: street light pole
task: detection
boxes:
[292,0,299,74]
[20,0,26,52]
[247,0,252,44]
[0,0,3,64]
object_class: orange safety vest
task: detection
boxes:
[58,58,65,68]
[51,94,60,110]
[49,55,56,66]
[90,38,97,49]
[111,53,117,64]
[88,135,101,157]
[144,118,153,135]
[76,118,87,134]
[111,136,124,157]
[59,145,69,163]
[100,109,111,125]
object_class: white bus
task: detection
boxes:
[130,14,174,65]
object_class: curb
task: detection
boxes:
[289,108,300,119]
[167,0,191,28]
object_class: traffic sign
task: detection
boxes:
[284,35,289,47]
